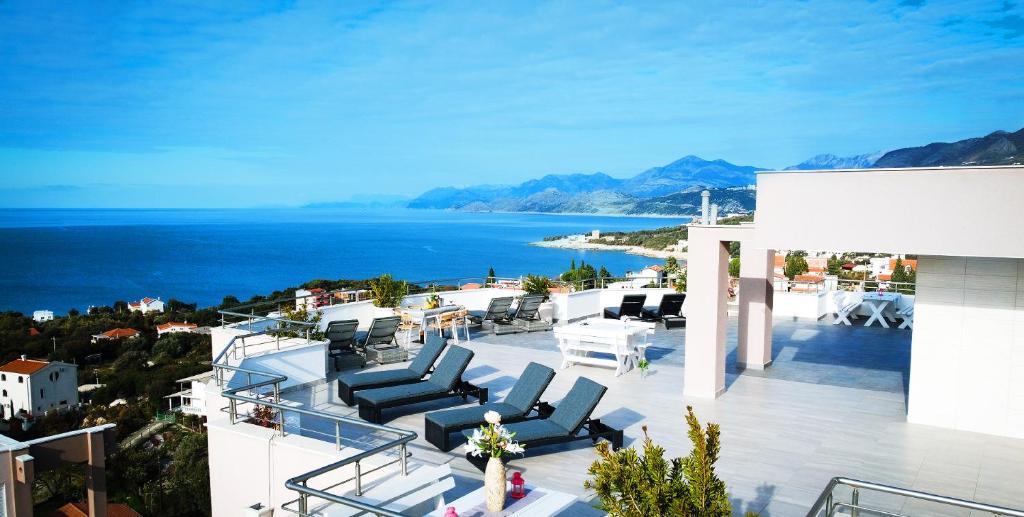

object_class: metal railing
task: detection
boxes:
[807,477,1024,517]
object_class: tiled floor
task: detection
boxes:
[285,316,1024,517]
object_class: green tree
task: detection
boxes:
[728,258,740,278]
[486,267,496,286]
[827,254,842,276]
[598,266,612,280]
[890,258,908,283]
[728,241,741,258]
[784,254,809,280]
[665,256,679,273]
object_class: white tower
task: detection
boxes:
[700,190,711,225]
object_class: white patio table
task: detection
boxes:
[553,318,655,376]
[400,304,462,341]
[861,292,902,328]
[427,484,576,517]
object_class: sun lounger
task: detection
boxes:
[337,332,446,406]
[463,376,622,469]
[326,319,365,370]
[603,294,646,319]
[495,294,551,334]
[424,362,556,451]
[356,315,402,349]
[467,296,514,331]
[641,293,686,328]
[356,345,485,424]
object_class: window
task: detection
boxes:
[40,388,44,398]
[2,390,6,397]
[1,374,5,381]
[17,376,23,384]
[59,400,67,405]
[49,371,59,382]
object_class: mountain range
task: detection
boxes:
[405,127,1023,216]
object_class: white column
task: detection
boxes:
[683,226,731,399]
[737,246,774,369]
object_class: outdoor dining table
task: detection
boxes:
[427,484,576,517]
[861,292,902,328]
[399,304,463,342]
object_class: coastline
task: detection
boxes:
[530,237,687,260]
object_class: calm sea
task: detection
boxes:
[0,208,682,314]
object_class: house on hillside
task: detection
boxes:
[157,321,198,336]
[294,288,331,311]
[32,310,54,323]
[91,328,140,344]
[51,501,142,517]
[0,356,78,418]
[128,297,164,314]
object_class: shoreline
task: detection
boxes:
[530,238,687,260]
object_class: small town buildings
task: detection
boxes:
[128,296,164,314]
[294,288,331,311]
[156,321,198,336]
[0,356,79,418]
[91,327,140,344]
[32,310,54,322]
[163,370,214,416]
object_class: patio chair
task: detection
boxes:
[463,376,622,469]
[355,345,485,424]
[833,291,863,326]
[325,319,365,370]
[467,296,514,332]
[641,293,686,328]
[424,362,556,451]
[603,294,647,319]
[428,309,471,344]
[337,332,447,406]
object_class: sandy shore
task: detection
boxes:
[530,238,686,260]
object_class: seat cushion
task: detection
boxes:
[356,382,448,406]
[339,368,419,389]
[499,419,568,442]
[425,403,522,428]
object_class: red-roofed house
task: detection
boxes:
[0,356,78,418]
[157,321,198,336]
[889,258,918,272]
[91,328,140,344]
[50,502,142,517]
[128,296,164,314]
[28,328,40,337]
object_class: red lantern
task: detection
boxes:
[510,471,526,499]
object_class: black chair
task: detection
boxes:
[641,293,686,328]
[603,294,647,319]
[468,296,514,331]
[463,377,622,470]
[325,319,364,370]
[425,362,556,451]
[337,332,446,406]
[356,316,402,349]
[355,345,485,424]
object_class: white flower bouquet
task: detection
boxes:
[464,410,525,459]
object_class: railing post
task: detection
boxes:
[229,398,236,424]
[851,488,860,517]
[298,488,308,515]
[354,460,362,496]
[278,408,285,437]
[273,382,280,404]
[335,421,341,450]
[825,492,833,516]
[400,443,408,476]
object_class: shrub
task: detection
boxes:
[585,406,737,517]
[522,274,552,300]
[369,274,408,308]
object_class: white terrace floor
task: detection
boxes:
[287,317,1024,517]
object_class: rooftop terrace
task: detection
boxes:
[269,316,1023,517]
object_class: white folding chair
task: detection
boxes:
[897,305,914,329]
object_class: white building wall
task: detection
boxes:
[907,255,1024,439]
[0,363,77,417]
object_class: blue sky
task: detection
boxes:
[0,0,1022,208]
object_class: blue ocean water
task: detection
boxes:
[0,208,681,314]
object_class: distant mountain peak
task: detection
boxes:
[784,152,884,171]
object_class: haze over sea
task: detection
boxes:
[0,208,679,315]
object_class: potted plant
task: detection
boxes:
[465,411,526,512]
[523,274,556,323]
[369,274,408,315]
[637,358,650,379]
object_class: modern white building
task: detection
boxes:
[32,310,54,323]
[157,321,198,336]
[163,370,213,416]
[128,296,164,314]
[0,356,79,418]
